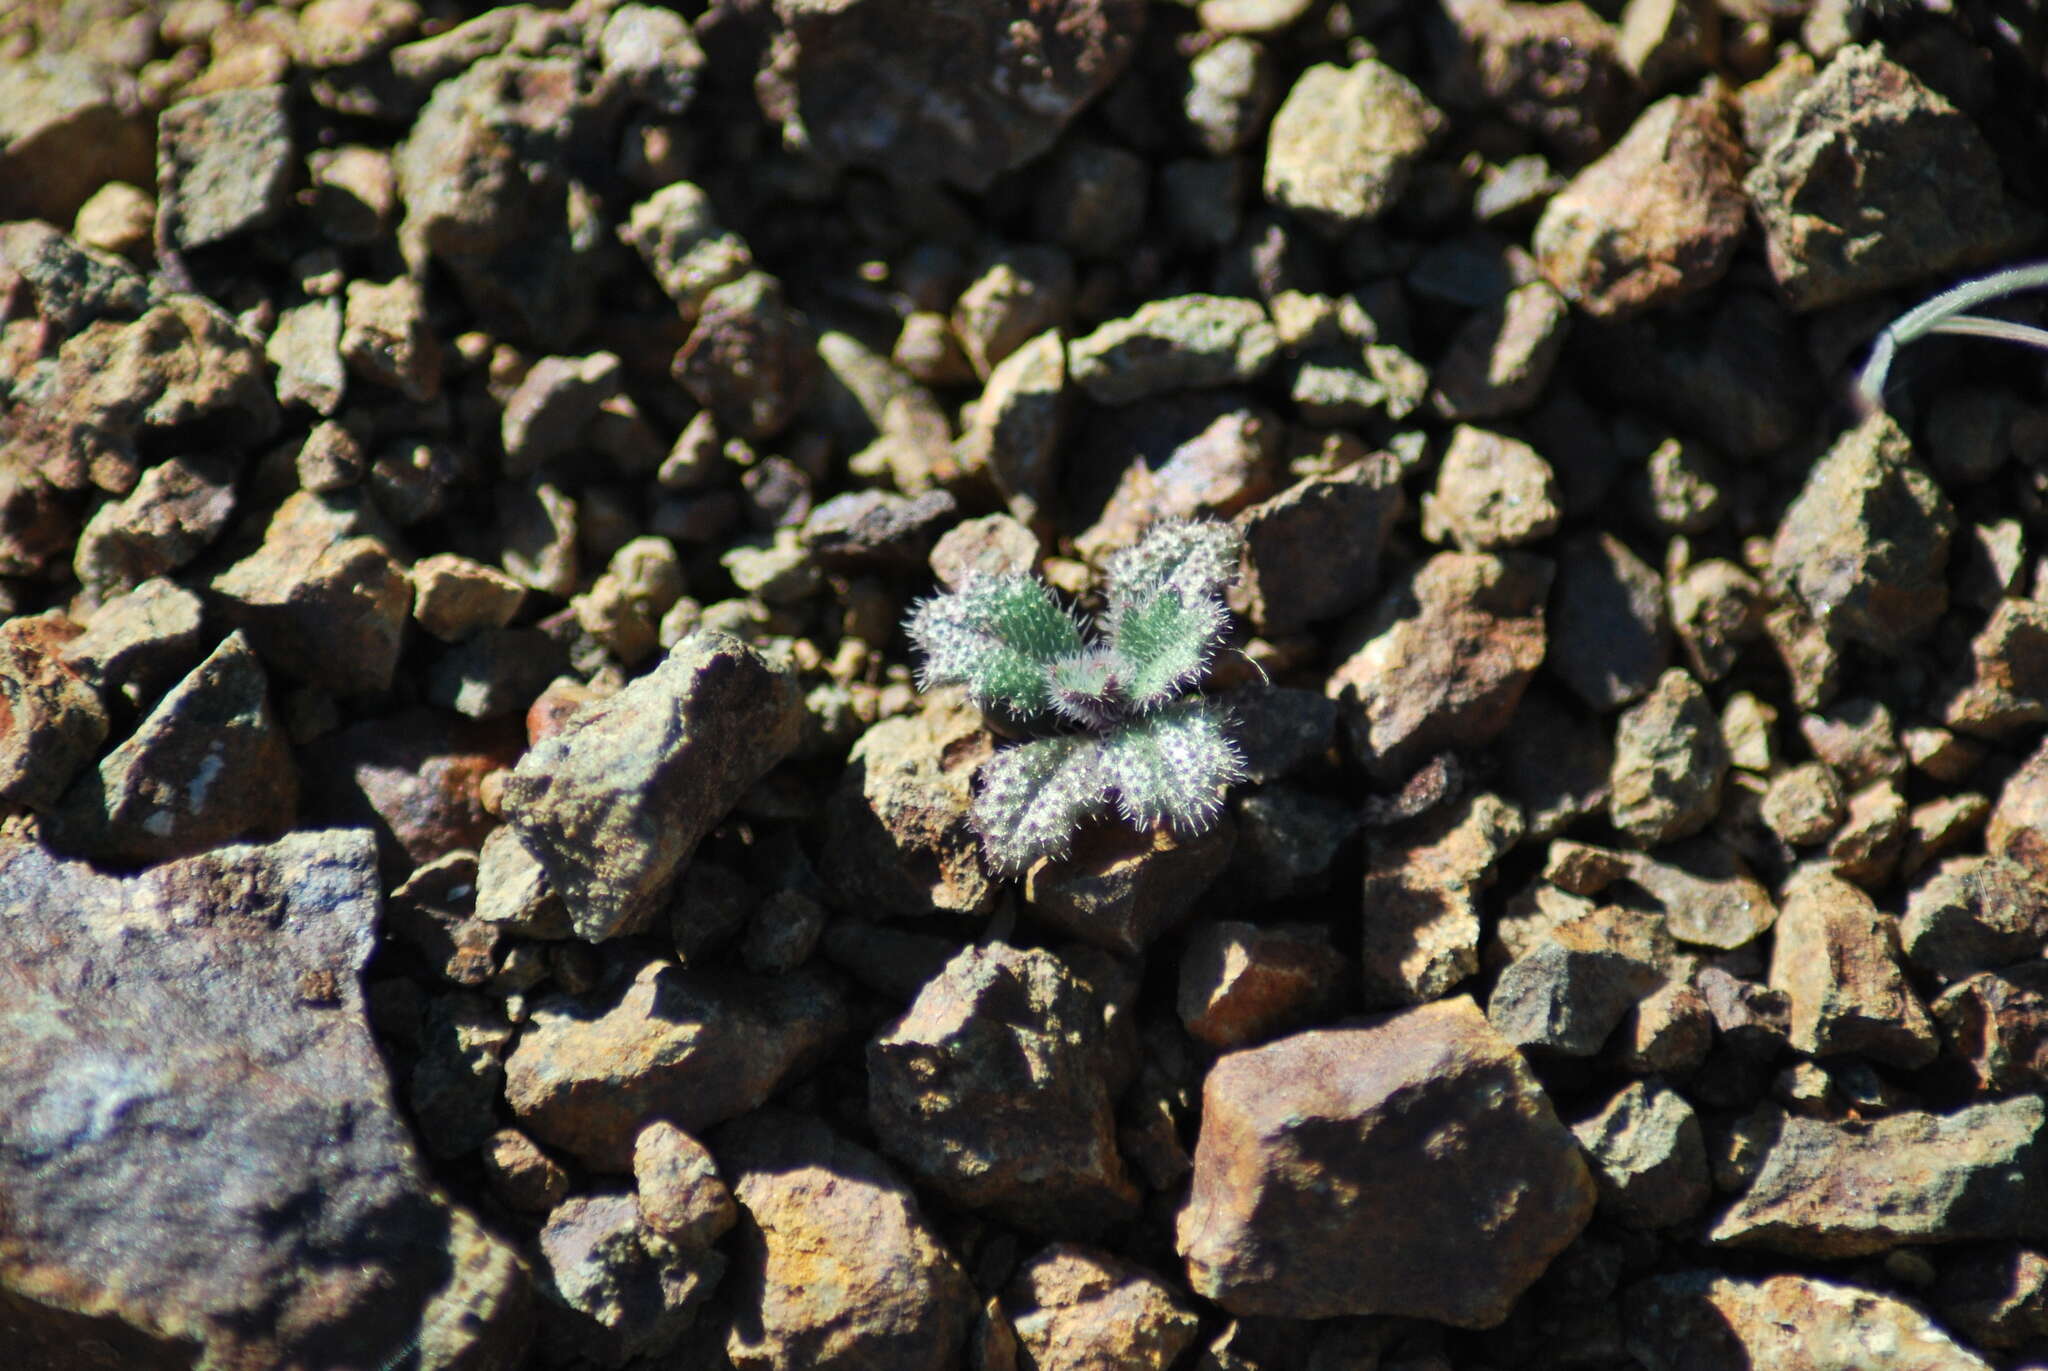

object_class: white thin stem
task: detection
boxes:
[1856,261,2048,413]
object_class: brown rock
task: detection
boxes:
[758,0,1142,192]
[1534,89,1747,318]
[1934,1247,2048,1352]
[1073,395,1281,561]
[1261,59,1443,232]
[1026,818,1235,957]
[1627,1272,1995,1371]
[0,53,153,225]
[867,943,1138,1236]
[1547,531,1671,712]
[341,275,443,404]
[1440,0,1638,162]
[1622,837,1777,949]
[155,85,295,251]
[501,634,803,941]
[1005,1245,1202,1371]
[951,245,1077,379]
[821,694,997,923]
[1422,425,1562,550]
[1769,866,1937,1068]
[1901,855,2048,981]
[1361,792,1523,1007]
[1760,762,1845,848]
[720,1109,975,1371]
[302,707,523,873]
[633,1121,736,1249]
[1943,598,2048,739]
[1989,735,2048,867]
[411,553,527,643]
[1571,1079,1711,1229]
[954,330,1068,522]
[46,631,296,866]
[1710,1096,2048,1257]
[0,832,532,1369]
[1176,996,1594,1325]
[675,271,817,443]
[0,623,108,812]
[482,1127,571,1215]
[503,956,847,1172]
[1608,667,1728,846]
[1177,921,1344,1050]
[538,1192,723,1366]
[74,453,238,599]
[59,577,207,710]
[1230,453,1405,635]
[1429,280,1571,419]
[1328,551,1550,780]
[1934,965,2048,1095]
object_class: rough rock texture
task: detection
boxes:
[758,0,1142,191]
[1068,295,1279,405]
[1178,997,1592,1326]
[1609,668,1728,846]
[868,943,1138,1236]
[1327,551,1550,780]
[1360,792,1522,1007]
[719,1110,975,1371]
[0,623,108,812]
[1547,532,1671,713]
[1770,865,1938,1068]
[503,957,847,1173]
[1006,1245,1202,1371]
[500,634,802,941]
[1261,59,1443,232]
[1178,921,1346,1050]
[1745,44,2032,311]
[1710,1097,2048,1257]
[1627,1272,1994,1371]
[1230,455,1405,635]
[0,832,531,1370]
[1768,412,1954,654]
[1025,818,1235,956]
[1571,1080,1710,1229]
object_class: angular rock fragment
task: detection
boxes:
[1230,453,1404,635]
[1745,44,2032,311]
[539,1192,722,1366]
[624,181,753,324]
[952,245,1077,378]
[301,708,523,873]
[1711,1096,2048,1256]
[504,956,847,1172]
[1608,668,1727,846]
[1328,551,1550,780]
[1768,411,1953,654]
[1942,598,2048,739]
[74,453,238,600]
[1177,996,1593,1326]
[59,577,206,710]
[954,329,1068,522]
[1534,89,1747,319]
[1178,921,1345,1050]
[410,991,517,1160]
[868,943,1138,1236]
[0,624,108,813]
[1546,532,1669,712]
[1489,936,1664,1057]
[1770,865,1937,1068]
[156,85,295,251]
[821,694,996,923]
[720,1110,974,1371]
[47,631,295,865]
[1422,425,1561,551]
[341,275,442,403]
[1571,1080,1710,1229]
[1068,295,1279,406]
[1429,280,1571,419]
[1627,1272,1995,1371]
[1262,59,1442,232]
[1900,855,2048,981]
[1006,1245,1202,1371]
[757,0,1142,191]
[1361,792,1522,1008]
[1027,819,1235,956]
[0,53,154,225]
[267,296,347,414]
[1620,837,1777,950]
[634,1121,736,1249]
[500,633,802,941]
[1935,965,2048,1095]
[0,832,531,1369]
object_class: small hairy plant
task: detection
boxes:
[1857,260,2048,413]
[907,520,1248,873]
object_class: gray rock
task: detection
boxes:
[342,275,442,403]
[267,296,347,414]
[1710,1096,2048,1257]
[868,943,1138,1236]
[1943,597,2048,738]
[1230,454,1405,635]
[1185,36,1277,157]
[1262,59,1442,232]
[1621,837,1778,950]
[1572,1080,1711,1229]
[634,1120,736,1249]
[952,245,1077,379]
[1769,411,1953,655]
[1429,280,1571,419]
[720,1110,975,1371]
[1746,43,2033,311]
[1547,532,1670,713]
[623,181,754,324]
[539,1192,723,1366]
[1222,785,1354,900]
[47,631,297,866]
[1068,295,1279,405]
[501,633,803,941]
[503,955,848,1172]
[0,831,532,1368]
[955,329,1069,522]
[1488,938,1664,1057]
[59,576,206,710]
[1669,557,1761,682]
[1176,996,1593,1325]
[675,271,818,443]
[156,85,294,251]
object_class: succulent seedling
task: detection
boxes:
[907,520,1248,873]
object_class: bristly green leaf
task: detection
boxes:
[1103,520,1243,615]
[906,574,1085,716]
[1099,700,1245,833]
[972,734,1110,871]
[1108,587,1227,709]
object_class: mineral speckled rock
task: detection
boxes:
[1068,295,1280,406]
[156,85,295,251]
[1626,1272,1995,1371]
[868,943,1138,1236]
[1745,43,2033,312]
[74,452,239,599]
[1710,1096,2048,1257]
[758,0,1142,192]
[1327,551,1550,780]
[46,630,295,866]
[1176,996,1594,1325]
[1608,668,1728,846]
[1178,920,1346,1050]
[502,956,848,1173]
[537,1191,723,1367]
[820,693,997,923]
[58,576,206,710]
[500,633,802,941]
[633,1121,736,1249]
[300,707,522,873]
[1768,411,1954,655]
[1421,425,1562,551]
[719,1109,975,1371]
[1261,59,1443,232]
[0,831,531,1370]
[1770,865,1937,1068]
[1571,1080,1711,1229]
[1488,938,1664,1057]
[1360,792,1523,1008]
[0,623,108,812]
[1005,1244,1202,1371]
[1901,855,2048,981]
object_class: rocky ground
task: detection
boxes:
[3,0,2048,1368]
